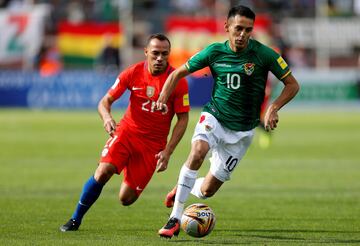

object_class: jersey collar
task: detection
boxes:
[225,39,252,55]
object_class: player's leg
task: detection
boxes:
[118,136,159,206]
[60,132,128,232]
[191,171,223,199]
[60,163,116,232]
[118,182,138,206]
[170,139,209,216]
[159,112,217,238]
[159,139,209,238]
[191,128,255,202]
[191,124,255,202]
[164,170,222,207]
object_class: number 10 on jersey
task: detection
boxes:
[226,73,241,89]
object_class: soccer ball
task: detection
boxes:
[181,203,216,238]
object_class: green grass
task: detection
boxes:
[0,108,359,245]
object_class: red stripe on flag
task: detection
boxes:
[58,21,122,35]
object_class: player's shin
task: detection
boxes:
[72,176,104,223]
[170,165,197,220]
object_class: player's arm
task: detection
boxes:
[264,74,300,131]
[156,112,189,172]
[156,65,190,112]
[98,93,117,136]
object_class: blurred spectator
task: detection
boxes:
[95,34,120,74]
[326,0,341,16]
[0,0,11,8]
[1,0,33,10]
[354,0,360,15]
[286,47,308,68]
[67,1,84,24]
[35,35,62,76]
[93,0,118,22]
[170,0,201,15]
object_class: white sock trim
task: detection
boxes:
[170,165,198,220]
[179,165,198,179]
[190,177,207,199]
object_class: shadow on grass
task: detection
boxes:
[215,228,360,244]
[76,228,360,244]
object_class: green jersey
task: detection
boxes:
[185,39,291,131]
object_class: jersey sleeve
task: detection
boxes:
[262,46,291,81]
[173,77,190,113]
[107,67,132,100]
[185,44,215,73]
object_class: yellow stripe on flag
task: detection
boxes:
[58,34,123,58]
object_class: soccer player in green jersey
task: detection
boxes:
[156,5,300,238]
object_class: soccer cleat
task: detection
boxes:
[164,186,177,208]
[59,219,80,232]
[158,217,180,238]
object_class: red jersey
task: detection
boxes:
[108,61,190,147]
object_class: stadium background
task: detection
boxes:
[1,0,360,108]
[0,0,359,245]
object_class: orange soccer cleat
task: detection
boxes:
[158,217,180,238]
[164,186,177,208]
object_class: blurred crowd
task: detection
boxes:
[1,0,360,72]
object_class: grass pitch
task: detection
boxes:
[0,108,359,245]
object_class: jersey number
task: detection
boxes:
[142,100,156,112]
[101,135,118,157]
[225,155,238,172]
[226,73,241,89]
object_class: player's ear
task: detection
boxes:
[144,47,148,57]
[224,21,229,33]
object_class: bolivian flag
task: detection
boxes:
[58,21,123,66]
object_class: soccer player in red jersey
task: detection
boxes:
[60,33,190,232]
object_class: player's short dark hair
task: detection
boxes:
[146,33,171,49]
[227,5,256,21]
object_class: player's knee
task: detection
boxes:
[94,163,116,184]
[119,195,136,206]
[188,151,206,169]
[201,188,216,198]
[188,141,209,169]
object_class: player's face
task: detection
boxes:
[225,15,254,52]
[144,39,170,75]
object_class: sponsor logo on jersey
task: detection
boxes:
[146,86,155,97]
[214,63,232,68]
[183,94,189,106]
[132,86,143,91]
[244,63,255,75]
[277,56,288,69]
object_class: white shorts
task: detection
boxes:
[192,112,254,182]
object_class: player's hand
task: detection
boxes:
[155,150,171,172]
[103,118,117,136]
[264,105,279,131]
[155,94,168,114]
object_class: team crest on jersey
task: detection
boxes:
[244,63,255,76]
[205,124,213,132]
[146,86,155,97]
